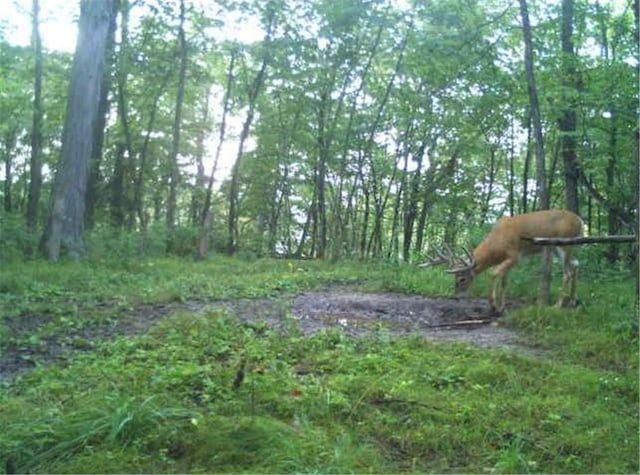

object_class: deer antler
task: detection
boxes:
[418,244,458,268]
[435,243,476,273]
[459,244,476,267]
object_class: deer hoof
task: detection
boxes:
[489,303,504,316]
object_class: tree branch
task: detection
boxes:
[523,235,636,246]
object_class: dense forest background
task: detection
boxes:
[0,0,637,263]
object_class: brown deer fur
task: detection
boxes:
[449,210,583,312]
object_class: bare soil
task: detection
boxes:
[1,289,529,382]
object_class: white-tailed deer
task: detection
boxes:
[421,210,583,312]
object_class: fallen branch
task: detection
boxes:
[523,235,636,246]
[428,318,495,328]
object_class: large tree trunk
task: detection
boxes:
[519,0,551,305]
[85,0,117,230]
[42,0,115,260]
[26,0,43,235]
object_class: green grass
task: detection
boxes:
[0,256,637,473]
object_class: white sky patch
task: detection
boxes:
[1,0,78,52]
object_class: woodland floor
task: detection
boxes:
[1,288,530,382]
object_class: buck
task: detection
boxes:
[421,209,583,312]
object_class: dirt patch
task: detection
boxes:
[222,291,523,348]
[1,290,528,382]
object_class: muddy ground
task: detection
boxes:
[1,289,527,382]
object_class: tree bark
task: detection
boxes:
[26,0,43,234]
[519,0,551,305]
[191,90,210,226]
[559,0,579,213]
[112,0,135,229]
[3,133,15,212]
[521,108,532,213]
[133,67,172,229]
[197,51,235,259]
[166,0,187,233]
[85,0,117,230]
[42,0,115,260]
[227,13,274,255]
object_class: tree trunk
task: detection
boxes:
[519,0,551,305]
[605,137,620,262]
[521,108,532,213]
[3,133,15,212]
[191,90,210,226]
[85,0,118,230]
[481,146,498,224]
[166,0,187,234]
[134,67,172,229]
[112,0,135,229]
[110,143,126,227]
[26,0,43,234]
[42,0,115,260]
[227,13,274,255]
[402,142,425,261]
[332,25,383,260]
[559,0,579,213]
[43,0,114,261]
[314,92,329,259]
[363,27,410,258]
[198,52,235,259]
[508,114,515,216]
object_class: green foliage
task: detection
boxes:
[0,257,637,473]
[0,213,30,262]
[1,0,638,262]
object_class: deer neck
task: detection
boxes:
[472,241,504,274]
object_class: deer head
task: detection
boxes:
[419,245,476,295]
[446,247,476,295]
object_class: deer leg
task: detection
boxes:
[491,259,515,313]
[556,247,579,307]
[488,274,497,310]
[566,247,579,306]
[497,271,511,312]
[569,265,578,306]
[554,247,568,307]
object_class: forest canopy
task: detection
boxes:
[0,0,637,262]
